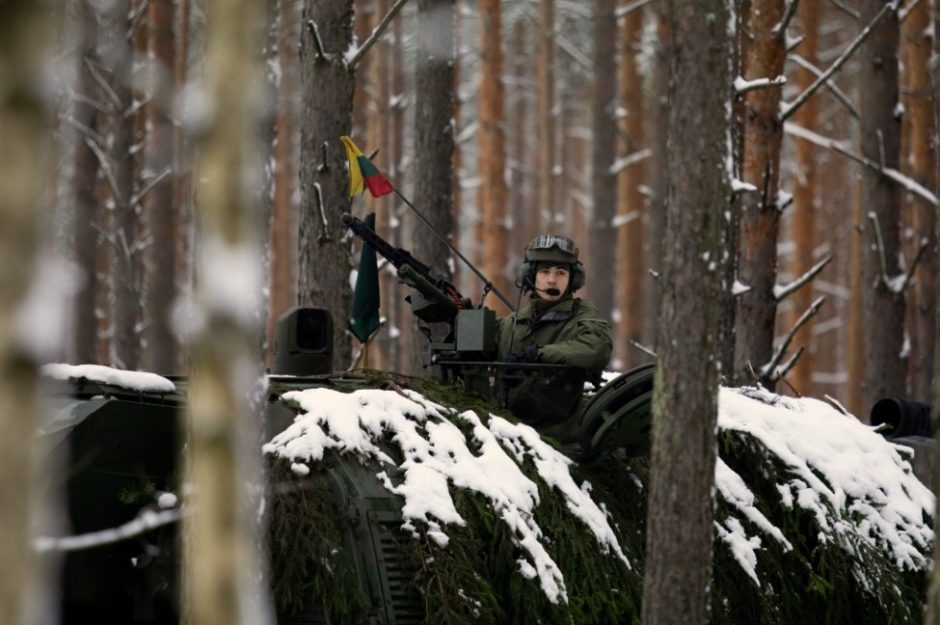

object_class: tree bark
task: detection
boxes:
[901,0,936,401]
[477,0,510,315]
[617,5,647,369]
[0,1,47,621]
[266,0,299,369]
[642,1,730,623]
[787,0,820,396]
[588,0,618,324]
[733,0,787,386]
[142,0,178,374]
[410,0,457,373]
[184,0,268,623]
[536,0,556,230]
[859,0,905,403]
[72,0,102,365]
[298,0,356,366]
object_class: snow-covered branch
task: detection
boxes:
[734,75,787,95]
[609,148,652,175]
[347,0,411,68]
[787,54,858,118]
[868,212,928,295]
[83,137,128,210]
[615,0,657,18]
[83,57,122,112]
[759,295,826,381]
[784,122,938,206]
[773,255,832,302]
[781,0,898,121]
[130,165,172,207]
[35,508,182,553]
[899,0,925,24]
[306,20,327,61]
[629,339,657,358]
[772,0,801,37]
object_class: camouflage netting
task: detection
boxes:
[264,372,933,625]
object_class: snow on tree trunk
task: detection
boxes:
[901,0,936,401]
[0,2,47,622]
[183,1,268,623]
[617,5,647,370]
[143,0,179,375]
[298,0,355,366]
[788,0,820,397]
[588,0,618,326]
[859,0,905,404]
[732,0,787,387]
[642,1,730,624]
[477,0,511,316]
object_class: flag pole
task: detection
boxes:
[391,188,515,311]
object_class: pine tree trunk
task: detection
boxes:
[859,0,905,403]
[642,0,730,622]
[0,1,47,621]
[509,21,532,257]
[644,7,670,353]
[536,0,556,230]
[143,0,178,374]
[72,0,102,365]
[390,15,410,372]
[733,0,787,386]
[617,6,646,369]
[101,0,143,370]
[901,0,936,401]
[184,0,267,623]
[589,0,618,324]
[266,0,299,369]
[787,0,820,396]
[477,0,510,315]
[411,0,457,373]
[298,0,356,367]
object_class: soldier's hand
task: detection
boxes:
[506,345,540,363]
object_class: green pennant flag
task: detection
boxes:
[349,213,381,343]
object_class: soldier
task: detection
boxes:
[496,234,613,443]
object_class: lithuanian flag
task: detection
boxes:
[340,135,395,199]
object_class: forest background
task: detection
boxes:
[3,0,940,624]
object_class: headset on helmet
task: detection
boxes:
[518,234,586,293]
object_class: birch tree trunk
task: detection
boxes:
[617,6,647,369]
[901,0,936,401]
[588,0,618,323]
[859,0,905,403]
[298,0,355,366]
[733,0,787,386]
[642,0,730,623]
[0,1,47,621]
[477,0,510,315]
[183,0,267,623]
[411,0,456,372]
[788,0,820,396]
[72,0,102,365]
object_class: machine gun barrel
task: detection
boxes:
[342,213,465,321]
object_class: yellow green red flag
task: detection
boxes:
[340,135,395,199]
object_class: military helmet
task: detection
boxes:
[521,234,586,292]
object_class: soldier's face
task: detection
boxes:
[534,265,570,302]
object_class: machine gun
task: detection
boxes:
[341,213,498,364]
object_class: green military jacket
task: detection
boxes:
[495,295,612,438]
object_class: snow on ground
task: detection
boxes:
[264,382,935,600]
[41,363,176,393]
[718,387,934,576]
[263,387,630,604]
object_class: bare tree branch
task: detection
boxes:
[784,122,939,206]
[35,508,182,553]
[774,347,804,386]
[314,183,330,242]
[773,0,801,37]
[130,166,172,207]
[896,237,931,294]
[759,295,826,380]
[615,0,657,18]
[306,20,327,61]
[823,394,851,416]
[83,137,127,209]
[787,54,858,118]
[824,0,859,20]
[348,0,411,69]
[83,56,122,111]
[899,0,925,23]
[781,0,899,121]
[774,254,833,302]
[629,339,657,358]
